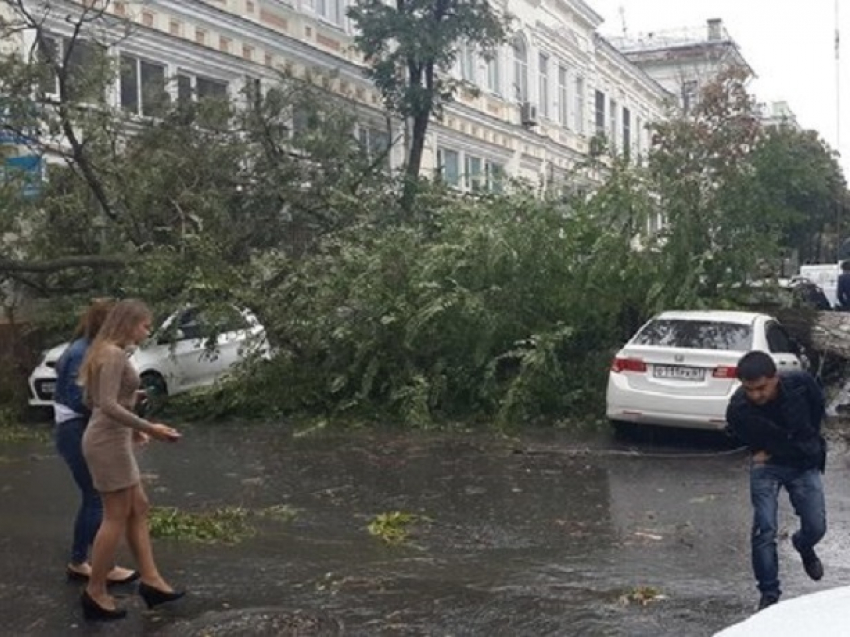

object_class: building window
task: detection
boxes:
[437,148,460,187]
[485,49,501,95]
[120,54,168,117]
[574,75,585,133]
[557,65,569,128]
[460,41,476,84]
[314,0,344,25]
[512,37,528,102]
[35,36,60,96]
[197,77,229,101]
[358,124,391,169]
[538,53,549,118]
[486,160,505,193]
[594,90,606,134]
[176,72,230,126]
[608,98,618,149]
[635,115,643,158]
[622,107,631,160]
[37,36,103,102]
[465,155,484,192]
[682,79,698,114]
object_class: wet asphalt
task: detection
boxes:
[1,422,850,636]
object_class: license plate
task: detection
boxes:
[653,365,705,381]
[40,381,55,396]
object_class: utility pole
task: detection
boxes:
[836,0,842,261]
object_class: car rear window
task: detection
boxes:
[632,319,753,351]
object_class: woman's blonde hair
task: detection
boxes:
[72,298,115,341]
[78,299,152,394]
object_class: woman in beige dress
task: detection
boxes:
[78,299,184,621]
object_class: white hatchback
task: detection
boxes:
[606,310,803,432]
[28,306,268,408]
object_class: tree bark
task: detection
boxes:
[809,312,850,359]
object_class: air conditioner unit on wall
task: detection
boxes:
[520,101,538,127]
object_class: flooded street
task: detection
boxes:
[2,423,850,636]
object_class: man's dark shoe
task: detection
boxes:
[800,550,824,580]
[758,593,780,611]
[793,536,824,581]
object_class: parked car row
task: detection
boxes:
[606,310,807,433]
[29,305,268,409]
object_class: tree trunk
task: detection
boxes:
[809,312,850,359]
[400,112,429,213]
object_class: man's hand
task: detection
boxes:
[752,450,771,464]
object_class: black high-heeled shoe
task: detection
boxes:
[138,582,186,609]
[80,590,127,621]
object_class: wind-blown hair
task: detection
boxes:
[71,298,115,341]
[78,299,152,395]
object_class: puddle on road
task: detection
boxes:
[1,423,830,636]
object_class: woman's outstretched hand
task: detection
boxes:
[148,423,181,442]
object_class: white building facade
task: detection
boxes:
[1,0,671,192]
[609,18,751,115]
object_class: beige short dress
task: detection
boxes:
[82,344,150,493]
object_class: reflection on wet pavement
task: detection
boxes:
[2,424,849,636]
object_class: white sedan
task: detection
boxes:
[29,306,268,408]
[606,310,804,432]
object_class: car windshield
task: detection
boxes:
[632,319,753,351]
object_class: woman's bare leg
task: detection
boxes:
[85,489,131,608]
[125,484,172,591]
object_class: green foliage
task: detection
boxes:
[348,0,510,185]
[368,511,429,544]
[3,11,848,433]
[148,504,297,544]
[0,418,50,442]
[348,0,509,120]
[1,10,395,347]
[148,506,254,544]
[749,126,849,264]
[217,185,649,427]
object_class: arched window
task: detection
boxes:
[512,36,528,102]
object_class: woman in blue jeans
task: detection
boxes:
[54,299,137,584]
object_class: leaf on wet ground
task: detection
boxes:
[149,506,254,544]
[368,511,431,544]
[633,531,664,541]
[619,586,668,606]
[257,504,300,522]
[688,494,718,504]
[149,503,298,544]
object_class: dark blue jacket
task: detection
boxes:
[53,338,91,419]
[726,371,826,471]
[837,272,850,309]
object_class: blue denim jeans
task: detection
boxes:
[55,417,102,565]
[750,463,826,597]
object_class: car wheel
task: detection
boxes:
[139,372,168,417]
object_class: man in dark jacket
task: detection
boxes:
[837,260,850,310]
[726,351,827,612]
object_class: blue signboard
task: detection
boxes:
[2,153,43,198]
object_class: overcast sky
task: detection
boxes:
[588,0,847,174]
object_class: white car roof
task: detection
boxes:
[654,310,770,325]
